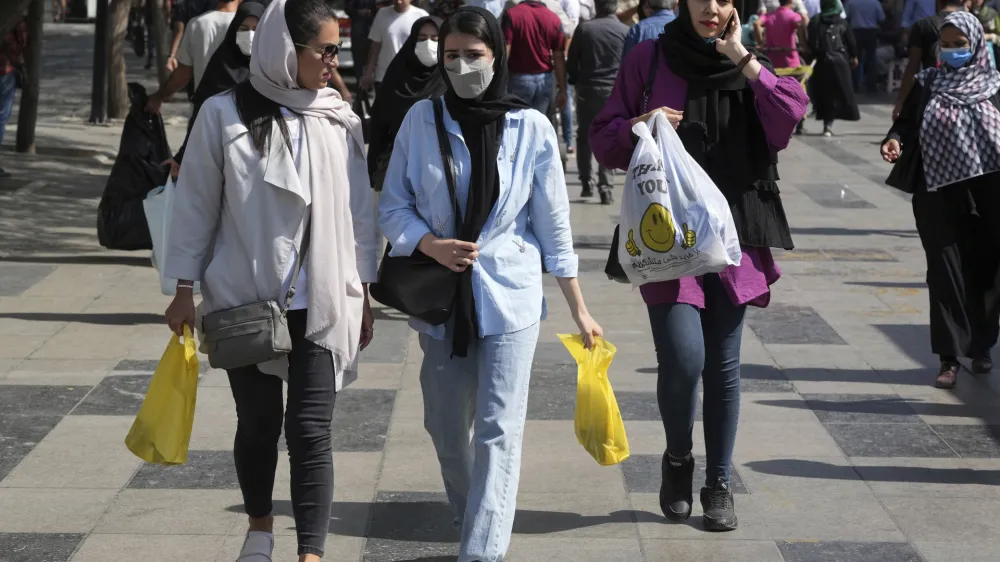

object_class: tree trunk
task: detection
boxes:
[147,0,170,86]
[107,0,131,118]
[0,0,33,39]
[15,0,43,154]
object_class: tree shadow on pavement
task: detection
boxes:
[0,312,163,325]
[745,459,1000,486]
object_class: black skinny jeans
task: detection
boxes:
[227,310,337,557]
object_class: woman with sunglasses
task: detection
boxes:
[162,0,378,560]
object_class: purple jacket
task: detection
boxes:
[590,40,808,308]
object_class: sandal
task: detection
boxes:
[935,361,960,389]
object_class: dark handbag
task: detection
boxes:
[885,85,933,194]
[605,48,660,284]
[370,98,463,325]
[201,221,311,370]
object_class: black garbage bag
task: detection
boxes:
[97,83,172,251]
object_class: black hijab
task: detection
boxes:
[659,0,779,202]
[368,16,447,182]
[175,1,267,163]
[439,6,530,358]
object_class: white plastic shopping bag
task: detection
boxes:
[618,112,741,286]
[144,178,200,296]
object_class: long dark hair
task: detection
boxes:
[233,0,338,153]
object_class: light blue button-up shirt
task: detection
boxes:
[378,99,579,340]
[464,0,505,18]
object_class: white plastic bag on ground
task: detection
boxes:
[618,112,741,286]
[144,178,200,296]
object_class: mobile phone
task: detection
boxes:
[721,15,736,40]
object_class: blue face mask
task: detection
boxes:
[940,47,974,68]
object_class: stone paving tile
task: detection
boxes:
[0,488,118,533]
[93,489,244,535]
[643,539,785,562]
[0,532,84,562]
[0,265,56,297]
[128,450,238,490]
[777,540,924,562]
[621,454,748,494]
[363,491,459,561]
[798,183,877,209]
[849,457,1000,498]
[929,425,1000,458]
[70,375,150,416]
[880,495,1000,543]
[507,538,643,562]
[913,540,1000,562]
[0,415,64,482]
[112,359,158,371]
[746,305,847,345]
[332,389,395,452]
[0,384,90,415]
[823,423,956,458]
[740,364,795,393]
[800,393,921,423]
[70,534,226,562]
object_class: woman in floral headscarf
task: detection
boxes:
[881,11,1000,389]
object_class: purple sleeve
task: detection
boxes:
[589,41,654,171]
[749,68,809,152]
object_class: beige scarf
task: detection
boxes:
[250,0,368,378]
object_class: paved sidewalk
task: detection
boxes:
[3,26,1000,562]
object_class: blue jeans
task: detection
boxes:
[0,72,17,148]
[560,84,574,148]
[647,274,745,487]
[419,322,540,562]
[508,72,554,115]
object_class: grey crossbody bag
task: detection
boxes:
[201,220,311,370]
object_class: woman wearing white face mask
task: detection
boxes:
[368,17,447,191]
[378,7,603,561]
[167,1,265,178]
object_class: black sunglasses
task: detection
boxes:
[295,42,342,63]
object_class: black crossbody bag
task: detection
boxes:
[370,98,463,325]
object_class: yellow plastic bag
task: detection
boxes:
[125,326,199,465]
[558,334,630,466]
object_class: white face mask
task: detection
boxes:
[414,39,438,67]
[236,30,254,56]
[444,57,494,99]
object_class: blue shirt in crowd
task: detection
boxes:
[379,100,578,340]
[622,9,677,60]
[902,0,936,29]
[846,0,885,30]
[465,0,505,18]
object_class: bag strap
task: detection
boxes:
[283,217,311,312]
[642,47,659,114]
[432,97,463,230]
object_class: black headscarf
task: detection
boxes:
[439,6,530,358]
[174,1,267,163]
[659,0,780,205]
[368,16,447,182]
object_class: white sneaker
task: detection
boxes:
[237,531,274,562]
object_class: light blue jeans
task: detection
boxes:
[508,72,554,115]
[0,72,17,148]
[419,322,540,562]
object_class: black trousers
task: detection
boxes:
[227,309,337,557]
[853,28,880,93]
[575,85,615,190]
[912,177,1000,360]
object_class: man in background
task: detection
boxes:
[621,0,675,59]
[845,0,885,92]
[347,0,381,85]
[893,0,965,118]
[902,0,936,28]
[567,0,627,203]
[0,15,27,178]
[361,0,429,91]
[503,0,568,114]
[166,0,215,73]
[559,0,580,154]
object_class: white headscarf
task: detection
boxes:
[250,0,371,379]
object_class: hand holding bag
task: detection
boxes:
[200,221,310,370]
[370,98,463,325]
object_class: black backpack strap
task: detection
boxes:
[432,98,463,231]
[643,46,659,114]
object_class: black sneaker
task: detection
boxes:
[659,451,694,521]
[599,187,614,205]
[700,478,738,531]
[580,184,594,198]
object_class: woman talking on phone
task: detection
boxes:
[591,0,807,531]
[379,6,603,560]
